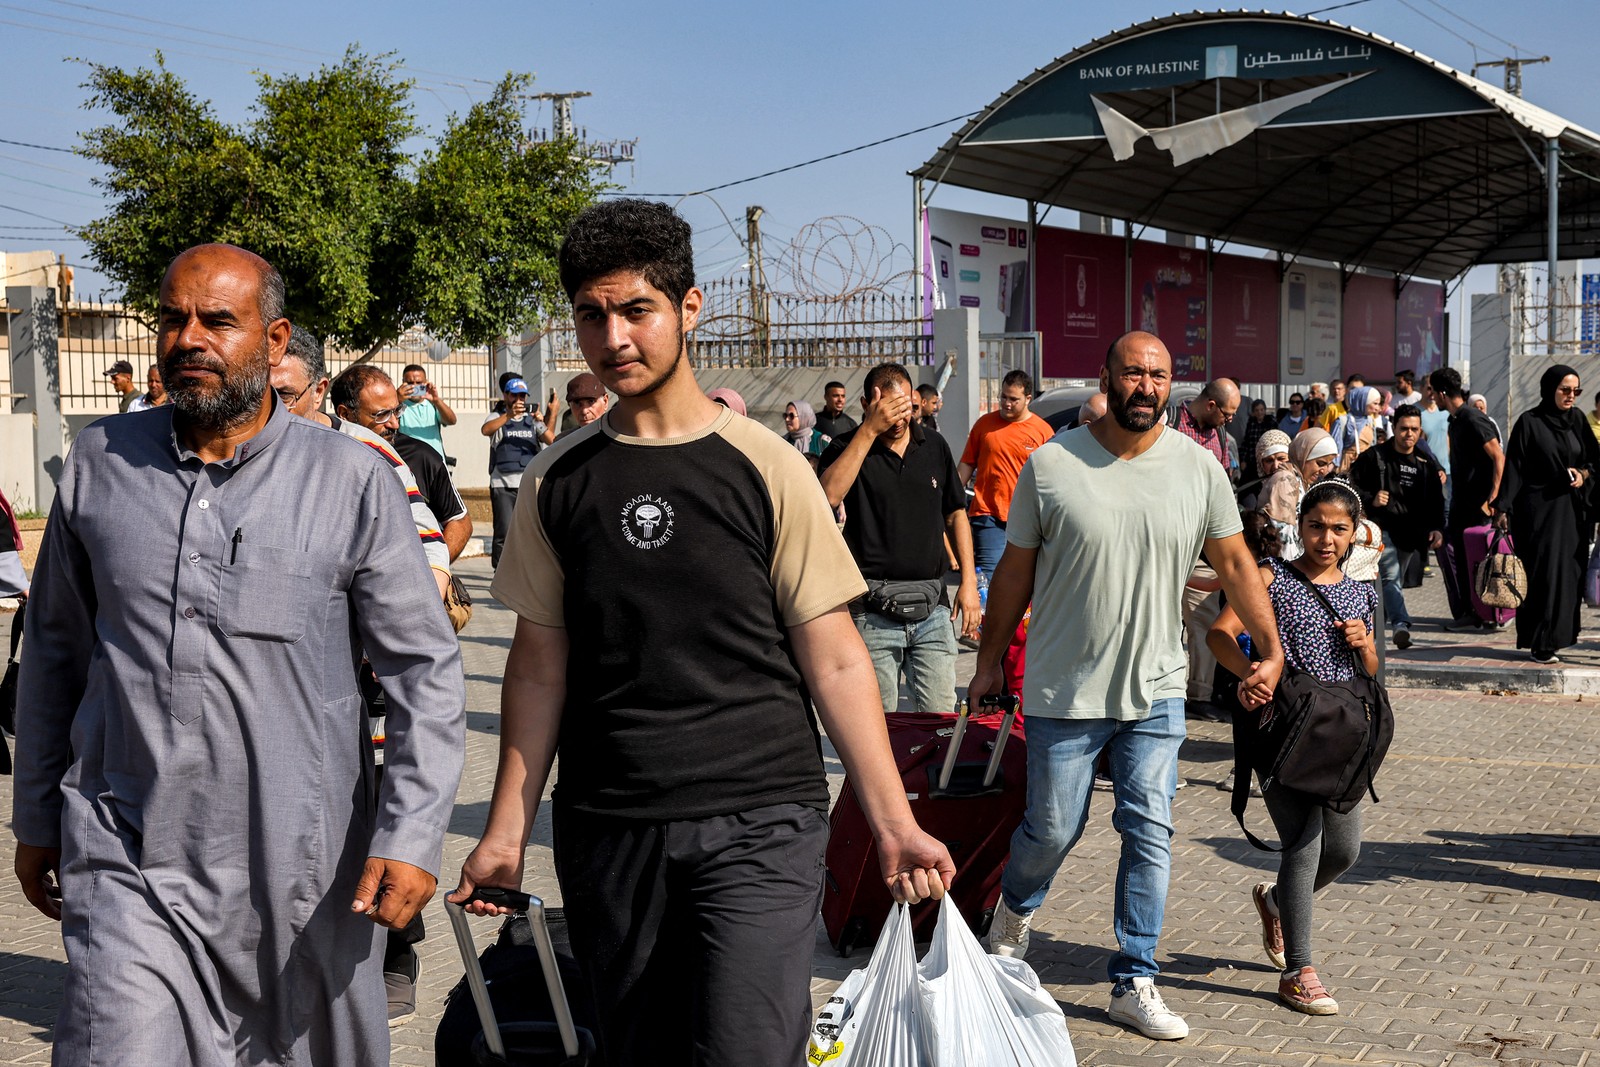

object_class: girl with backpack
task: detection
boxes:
[1207,479,1379,1016]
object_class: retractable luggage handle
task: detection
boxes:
[936,693,1021,791]
[445,888,581,1062]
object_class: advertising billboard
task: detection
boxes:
[1211,253,1280,383]
[1033,226,1127,378]
[925,207,1033,335]
[1130,242,1208,380]
[1395,279,1445,379]
[1341,272,1396,378]
[1281,265,1341,383]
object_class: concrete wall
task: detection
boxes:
[0,414,34,513]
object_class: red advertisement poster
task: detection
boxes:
[1395,280,1445,379]
[1211,253,1280,383]
[1341,272,1396,379]
[1130,241,1208,380]
[1034,226,1126,379]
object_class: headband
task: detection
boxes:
[1261,440,1290,457]
[1299,479,1364,520]
[1304,436,1338,462]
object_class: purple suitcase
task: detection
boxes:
[1462,524,1516,627]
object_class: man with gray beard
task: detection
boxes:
[11,243,466,1065]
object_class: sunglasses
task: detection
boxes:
[1557,386,1583,397]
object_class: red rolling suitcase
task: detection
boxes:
[1462,524,1516,627]
[821,694,1026,956]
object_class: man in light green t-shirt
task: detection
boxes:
[969,331,1285,1041]
[398,363,457,456]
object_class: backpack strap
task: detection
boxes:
[1231,744,1282,852]
[6,599,20,663]
[1282,561,1379,683]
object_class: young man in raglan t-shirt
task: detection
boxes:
[450,199,955,1065]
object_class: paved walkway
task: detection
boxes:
[1375,560,1600,695]
[2,557,1598,1065]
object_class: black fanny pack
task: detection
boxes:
[859,579,944,623]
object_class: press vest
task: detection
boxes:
[491,415,541,474]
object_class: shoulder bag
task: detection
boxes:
[1232,567,1394,851]
[1474,531,1526,610]
[0,600,21,775]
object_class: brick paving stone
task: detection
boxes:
[4,561,1600,1065]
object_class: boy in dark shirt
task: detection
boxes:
[1428,367,1505,628]
[451,200,953,1065]
[1350,404,1444,646]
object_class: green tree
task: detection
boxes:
[76,51,606,353]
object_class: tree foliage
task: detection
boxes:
[76,51,607,352]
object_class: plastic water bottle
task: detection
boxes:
[976,567,989,613]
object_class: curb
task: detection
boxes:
[1386,661,1600,696]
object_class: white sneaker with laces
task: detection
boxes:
[1108,977,1189,1040]
[986,898,1032,959]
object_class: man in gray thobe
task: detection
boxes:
[10,243,466,1066]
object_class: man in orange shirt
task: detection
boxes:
[959,370,1055,582]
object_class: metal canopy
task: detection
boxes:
[913,11,1600,282]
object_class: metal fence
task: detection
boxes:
[30,306,499,415]
[56,303,159,414]
[539,277,932,371]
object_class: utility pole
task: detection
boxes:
[528,91,592,140]
[1474,56,1551,353]
[1472,55,1550,99]
[746,206,770,365]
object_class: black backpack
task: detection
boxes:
[1231,567,1394,851]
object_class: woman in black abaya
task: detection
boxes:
[1494,365,1599,663]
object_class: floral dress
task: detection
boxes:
[1265,557,1377,683]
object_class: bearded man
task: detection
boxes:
[969,330,1285,1041]
[11,243,466,1065]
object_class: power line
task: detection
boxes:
[0,136,76,154]
[1414,0,1533,57]
[42,0,497,87]
[0,202,76,226]
[1392,0,1481,60]
[611,112,981,199]
[0,9,484,103]
[0,169,100,198]
[1302,0,1374,16]
[0,151,96,176]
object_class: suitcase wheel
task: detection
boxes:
[836,917,867,959]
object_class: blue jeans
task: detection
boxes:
[854,605,959,715]
[1378,541,1411,629]
[969,514,1008,576]
[1001,699,1187,987]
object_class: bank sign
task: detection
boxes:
[963,19,1493,150]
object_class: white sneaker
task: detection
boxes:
[1108,977,1190,1040]
[986,898,1032,959]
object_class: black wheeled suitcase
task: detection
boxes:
[437,889,600,1066]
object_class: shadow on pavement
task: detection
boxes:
[1194,834,1600,900]
[0,950,64,1031]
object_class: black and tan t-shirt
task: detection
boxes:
[490,405,868,820]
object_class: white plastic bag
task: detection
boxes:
[918,897,1076,1067]
[806,903,928,1066]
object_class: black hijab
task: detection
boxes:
[1534,364,1584,432]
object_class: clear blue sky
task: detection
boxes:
[2,0,1593,338]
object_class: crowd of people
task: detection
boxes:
[3,196,1595,1065]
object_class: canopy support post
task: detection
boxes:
[1546,137,1559,349]
[914,176,927,347]
[1027,199,1038,339]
